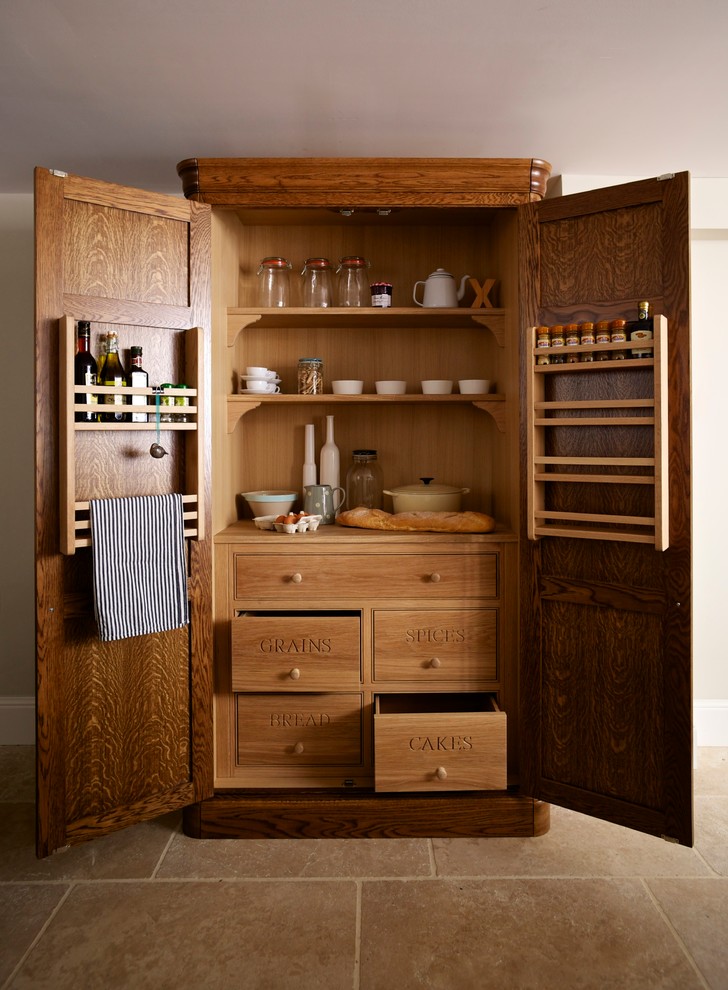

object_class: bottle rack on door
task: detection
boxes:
[526,314,669,548]
[59,315,205,554]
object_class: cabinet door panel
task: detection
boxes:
[519,174,692,844]
[34,168,213,856]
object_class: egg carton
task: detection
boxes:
[253,514,323,533]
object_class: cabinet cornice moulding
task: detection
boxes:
[176,157,552,207]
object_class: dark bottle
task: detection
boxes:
[128,345,149,422]
[101,330,127,422]
[630,299,653,358]
[74,321,98,423]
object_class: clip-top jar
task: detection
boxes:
[301,257,334,307]
[257,256,291,308]
[336,255,370,306]
[345,449,383,510]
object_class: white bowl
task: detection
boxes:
[241,490,297,517]
[332,380,364,394]
[375,380,407,395]
[421,379,453,394]
[458,379,491,394]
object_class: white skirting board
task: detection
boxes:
[1,697,727,747]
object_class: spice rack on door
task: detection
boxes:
[59,315,205,554]
[526,314,669,548]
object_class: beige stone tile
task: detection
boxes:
[647,878,728,989]
[695,747,728,796]
[360,877,703,989]
[694,795,728,875]
[0,745,34,802]
[10,880,357,990]
[0,803,181,881]
[158,832,433,878]
[432,804,710,878]
[0,884,68,984]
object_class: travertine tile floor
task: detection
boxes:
[1,747,726,990]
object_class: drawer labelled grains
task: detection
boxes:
[373,608,498,683]
[231,611,361,691]
[374,693,506,792]
[236,693,363,766]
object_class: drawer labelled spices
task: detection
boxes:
[231,612,361,691]
[373,608,497,682]
[236,693,363,766]
[374,693,506,792]
[233,552,499,601]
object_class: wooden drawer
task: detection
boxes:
[374,693,506,792]
[233,552,498,601]
[231,612,361,691]
[236,693,363,766]
[373,609,497,683]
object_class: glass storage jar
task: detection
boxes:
[297,358,324,394]
[257,256,291,307]
[336,255,370,306]
[345,449,383,509]
[301,257,334,307]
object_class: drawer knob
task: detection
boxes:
[436,766,448,780]
[429,657,442,669]
[429,572,441,583]
[293,742,305,754]
[289,667,301,680]
[290,572,303,584]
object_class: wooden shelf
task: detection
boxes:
[526,315,668,549]
[226,392,506,433]
[227,307,506,347]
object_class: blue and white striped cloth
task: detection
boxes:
[90,494,188,642]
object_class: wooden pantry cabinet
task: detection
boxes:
[34,158,692,856]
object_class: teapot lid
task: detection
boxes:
[429,268,454,278]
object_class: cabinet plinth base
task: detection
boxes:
[182,791,549,839]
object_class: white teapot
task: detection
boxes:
[413,268,471,308]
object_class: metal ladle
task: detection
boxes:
[149,390,168,458]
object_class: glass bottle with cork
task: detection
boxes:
[101,330,127,422]
[128,345,149,422]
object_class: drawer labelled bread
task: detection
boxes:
[231,612,361,691]
[374,693,506,792]
[236,693,363,766]
[233,552,498,601]
[373,608,497,683]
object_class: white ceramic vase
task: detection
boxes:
[303,423,317,489]
[319,415,340,493]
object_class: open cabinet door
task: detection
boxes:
[518,173,692,845]
[34,168,213,857]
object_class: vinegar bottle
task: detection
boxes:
[101,330,127,422]
[74,321,98,423]
[128,345,149,422]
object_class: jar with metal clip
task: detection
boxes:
[257,256,291,307]
[336,255,370,306]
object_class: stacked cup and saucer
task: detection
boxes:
[239,366,281,394]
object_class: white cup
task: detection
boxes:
[246,380,280,393]
[331,380,364,394]
[246,366,269,378]
[375,380,407,395]
[421,380,453,394]
[458,379,491,394]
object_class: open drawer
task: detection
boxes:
[374,693,506,792]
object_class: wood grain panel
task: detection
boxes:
[63,199,189,305]
[539,600,664,808]
[539,203,663,309]
[63,621,191,821]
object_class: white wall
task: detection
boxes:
[1,177,726,744]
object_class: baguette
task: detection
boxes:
[336,506,495,533]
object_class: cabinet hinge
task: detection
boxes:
[49,169,68,178]
[660,834,680,843]
[657,173,675,181]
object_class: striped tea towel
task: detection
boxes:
[90,494,188,642]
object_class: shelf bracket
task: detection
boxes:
[227,399,263,432]
[472,399,506,432]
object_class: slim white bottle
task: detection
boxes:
[319,415,340,492]
[303,423,317,489]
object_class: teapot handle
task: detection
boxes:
[412,281,425,307]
